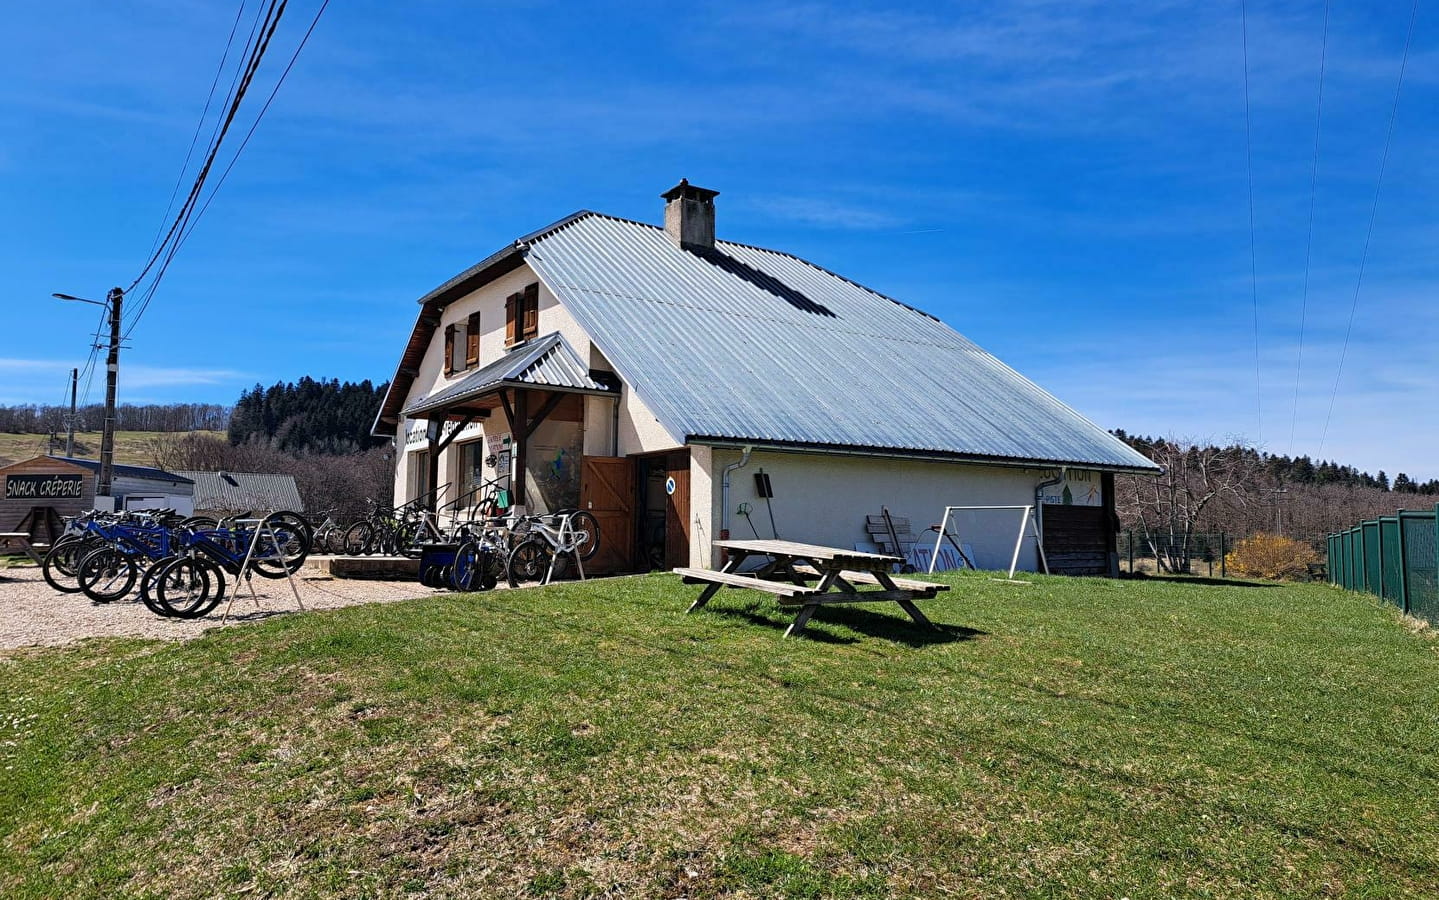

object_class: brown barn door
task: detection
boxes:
[665,454,691,568]
[580,456,634,574]
[1041,504,1109,575]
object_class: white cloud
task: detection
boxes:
[0,359,247,404]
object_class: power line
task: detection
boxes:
[124,0,288,296]
[1240,0,1263,446]
[119,0,289,334]
[1287,0,1329,457]
[122,0,330,342]
[150,0,334,292]
[141,0,252,267]
[1317,0,1419,457]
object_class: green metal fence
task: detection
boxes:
[1329,504,1439,626]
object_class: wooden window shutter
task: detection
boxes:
[505,293,518,346]
[466,312,480,367]
[522,283,539,339]
[443,324,455,375]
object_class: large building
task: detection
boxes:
[374,182,1158,575]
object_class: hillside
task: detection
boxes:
[2,573,1436,897]
[0,431,227,470]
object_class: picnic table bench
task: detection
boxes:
[675,538,949,638]
[0,532,43,564]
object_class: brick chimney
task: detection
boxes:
[661,179,719,251]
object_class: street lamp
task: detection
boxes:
[53,287,123,502]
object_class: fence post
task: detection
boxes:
[1350,527,1360,591]
[1127,530,1134,573]
[1220,532,1226,578]
[1397,512,1411,614]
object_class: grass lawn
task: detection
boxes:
[1,571,1436,898]
[0,430,227,469]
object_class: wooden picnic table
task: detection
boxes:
[0,532,43,565]
[675,538,949,638]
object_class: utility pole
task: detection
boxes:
[1268,487,1288,534]
[65,367,77,458]
[98,287,123,500]
[52,287,124,505]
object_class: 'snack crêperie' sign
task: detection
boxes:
[4,474,86,500]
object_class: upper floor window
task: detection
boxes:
[465,312,480,367]
[505,283,540,346]
[444,312,484,377]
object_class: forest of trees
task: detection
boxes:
[1111,430,1439,497]
[1111,431,1437,569]
[0,380,392,520]
[0,402,230,434]
[227,378,389,453]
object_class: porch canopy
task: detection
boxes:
[401,333,618,508]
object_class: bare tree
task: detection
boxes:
[1116,437,1262,573]
[148,433,393,523]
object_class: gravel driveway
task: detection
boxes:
[0,563,450,651]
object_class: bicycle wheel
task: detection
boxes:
[179,516,219,530]
[565,511,601,561]
[154,557,224,619]
[343,521,374,556]
[507,539,552,588]
[140,557,181,617]
[43,539,93,593]
[250,511,312,579]
[77,547,138,603]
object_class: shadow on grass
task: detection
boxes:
[705,602,986,648]
[1130,574,1280,589]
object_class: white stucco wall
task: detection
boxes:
[391,262,684,510]
[703,448,1073,572]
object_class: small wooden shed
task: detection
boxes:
[0,456,94,543]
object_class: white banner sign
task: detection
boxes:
[1039,469,1102,507]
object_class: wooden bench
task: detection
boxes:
[788,563,949,595]
[677,540,945,638]
[674,567,820,606]
[0,532,42,565]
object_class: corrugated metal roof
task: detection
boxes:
[523,212,1158,472]
[51,456,193,485]
[403,332,614,418]
[179,471,304,513]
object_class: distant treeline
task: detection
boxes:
[1112,430,1439,496]
[0,403,230,434]
[227,378,389,454]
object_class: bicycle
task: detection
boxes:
[343,485,449,556]
[146,512,312,619]
[305,508,347,555]
[505,510,601,587]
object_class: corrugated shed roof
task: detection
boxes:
[522,212,1158,472]
[179,471,304,513]
[50,456,193,485]
[402,333,615,418]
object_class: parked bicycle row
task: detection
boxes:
[41,508,312,619]
[35,479,603,613]
[338,479,603,590]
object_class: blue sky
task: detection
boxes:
[2,1,1435,479]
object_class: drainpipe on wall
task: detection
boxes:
[1034,468,1066,558]
[611,396,620,457]
[719,445,754,562]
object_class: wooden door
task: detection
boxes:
[1041,504,1109,575]
[580,456,634,574]
[665,455,691,568]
